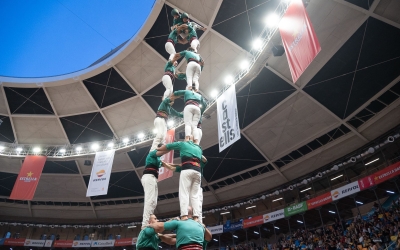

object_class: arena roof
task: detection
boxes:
[0,0,400,222]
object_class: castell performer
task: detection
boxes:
[141,146,165,229]
[195,103,206,145]
[162,60,186,100]
[172,88,206,141]
[148,207,212,250]
[176,14,203,52]
[172,48,204,91]
[165,9,182,60]
[156,139,203,220]
[162,154,208,224]
[137,214,176,249]
[150,96,181,151]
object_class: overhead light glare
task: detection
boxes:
[123,137,129,143]
[328,211,335,214]
[254,231,259,234]
[59,148,66,153]
[167,120,174,126]
[107,142,114,148]
[0,146,5,151]
[272,198,283,202]
[356,201,363,205]
[211,89,218,98]
[233,235,238,238]
[297,220,303,224]
[252,39,263,50]
[240,60,249,70]
[76,146,82,152]
[220,211,230,215]
[153,129,158,134]
[33,147,41,153]
[224,75,234,85]
[331,174,343,181]
[300,187,311,193]
[91,143,99,150]
[365,158,379,165]
[246,205,256,209]
[213,239,218,242]
[138,133,144,139]
[127,226,136,228]
[16,147,23,152]
[265,13,280,28]
[387,190,395,194]
[274,226,280,229]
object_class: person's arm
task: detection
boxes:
[162,161,177,172]
[159,234,176,245]
[165,141,183,151]
[176,73,187,80]
[201,155,207,163]
[147,222,166,233]
[175,166,182,173]
[173,90,186,97]
[172,51,185,64]
[204,225,212,241]
[170,108,183,118]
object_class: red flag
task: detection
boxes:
[10,155,47,200]
[358,175,375,190]
[279,0,321,83]
[158,128,175,181]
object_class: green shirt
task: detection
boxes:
[145,150,161,168]
[203,240,209,250]
[164,61,176,73]
[166,141,202,161]
[164,219,205,247]
[136,227,160,250]
[157,97,181,118]
[173,16,183,26]
[176,160,207,176]
[168,30,178,43]
[173,90,205,105]
[179,50,200,62]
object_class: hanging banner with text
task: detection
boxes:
[263,209,285,223]
[4,239,26,246]
[86,150,115,197]
[91,240,115,247]
[307,192,332,210]
[217,85,241,152]
[371,161,400,184]
[115,238,137,246]
[279,0,321,83]
[223,219,243,232]
[53,240,73,248]
[284,201,308,217]
[243,215,264,228]
[159,128,175,181]
[72,240,92,248]
[10,155,47,200]
[207,225,223,234]
[331,181,360,201]
[358,175,375,191]
[24,239,46,247]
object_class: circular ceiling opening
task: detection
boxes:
[0,0,156,78]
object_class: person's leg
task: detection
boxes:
[198,186,203,224]
[185,61,196,88]
[196,127,202,145]
[165,41,176,60]
[162,75,173,100]
[192,63,201,90]
[183,105,194,140]
[189,170,202,218]
[141,174,158,228]
[150,118,167,151]
[190,38,200,52]
[179,170,192,218]
[192,106,201,141]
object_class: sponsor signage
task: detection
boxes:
[279,0,321,83]
[207,225,223,234]
[86,150,115,197]
[10,155,47,200]
[284,201,307,217]
[217,85,241,152]
[307,192,332,210]
[158,129,175,181]
[44,240,53,247]
[372,161,400,184]
[331,181,360,201]
[243,215,264,228]
[223,219,243,232]
[54,240,73,248]
[24,239,45,247]
[263,209,285,223]
[91,240,115,247]
[115,238,136,246]
[72,240,92,248]
[4,239,25,246]
[358,175,375,190]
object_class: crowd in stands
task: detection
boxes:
[221,197,400,250]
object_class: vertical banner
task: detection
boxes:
[86,150,115,197]
[10,155,47,200]
[217,85,241,152]
[279,0,321,83]
[158,128,175,181]
[358,175,375,190]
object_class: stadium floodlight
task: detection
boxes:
[297,220,303,224]
[240,60,250,70]
[331,174,343,180]
[252,38,263,50]
[213,239,218,242]
[211,90,218,98]
[265,13,280,28]
[0,146,4,151]
[300,187,311,193]
[329,211,335,214]
[91,143,99,151]
[254,231,259,234]
[107,142,114,148]
[122,137,129,143]
[356,201,363,205]
[76,146,82,152]
[272,198,282,202]
[387,190,395,194]
[274,226,280,229]
[138,133,144,139]
[224,75,234,85]
[153,129,158,134]
[16,147,23,152]
[59,148,66,153]
[365,158,379,165]
[167,120,174,126]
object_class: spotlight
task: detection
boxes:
[356,201,363,205]
[297,220,303,224]
[224,75,234,85]
[365,158,379,165]
[220,211,230,215]
[0,146,4,151]
[328,211,335,214]
[33,147,41,153]
[123,137,129,143]
[76,146,82,152]
[272,198,282,202]
[59,148,66,153]
[265,13,280,28]
[213,239,218,242]
[300,187,311,193]
[387,190,395,194]
[91,143,99,150]
[107,142,114,148]
[138,133,144,139]
[167,120,174,126]
[240,60,249,70]
[211,90,218,98]
[16,147,23,152]
[233,235,238,238]
[246,205,256,209]
[331,174,343,181]
[252,39,263,50]
[274,226,279,229]
[254,231,259,234]
[153,129,158,134]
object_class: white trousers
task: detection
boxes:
[183,105,200,140]
[190,38,200,52]
[150,117,167,151]
[198,187,203,223]
[162,75,173,100]
[186,61,201,90]
[197,128,202,144]
[165,42,176,60]
[179,169,201,217]
[141,174,158,227]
